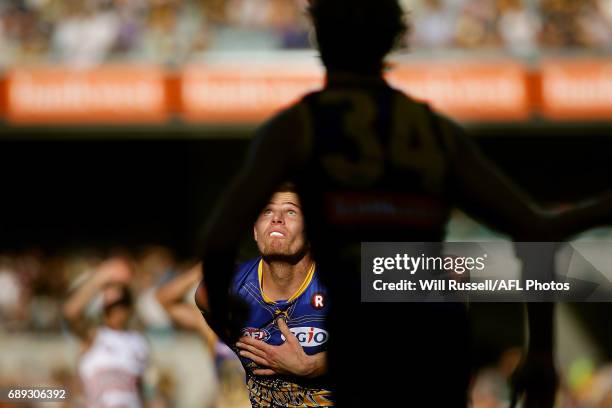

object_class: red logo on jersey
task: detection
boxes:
[311,293,325,309]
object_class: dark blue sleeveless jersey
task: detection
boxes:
[294,78,454,250]
[231,257,333,407]
[290,77,470,406]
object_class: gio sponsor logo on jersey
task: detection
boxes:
[242,327,271,341]
[281,327,329,348]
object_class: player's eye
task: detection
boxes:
[263,209,273,216]
[287,210,297,216]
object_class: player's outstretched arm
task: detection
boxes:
[547,192,612,239]
[439,117,612,408]
[201,105,310,256]
[236,318,327,378]
[442,116,612,240]
[200,106,310,335]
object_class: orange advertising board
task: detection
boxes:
[6,66,168,124]
[181,61,530,123]
[181,63,324,123]
[540,59,612,120]
[387,61,531,121]
[3,59,612,125]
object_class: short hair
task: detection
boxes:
[308,0,408,74]
[276,181,298,194]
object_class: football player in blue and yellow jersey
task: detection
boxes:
[232,185,333,407]
[199,184,333,407]
[200,0,612,406]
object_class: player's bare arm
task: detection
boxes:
[443,115,612,240]
[155,263,218,356]
[200,105,310,335]
[442,116,612,407]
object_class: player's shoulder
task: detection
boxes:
[390,86,437,117]
[390,86,467,146]
[232,257,262,290]
[397,87,463,127]
[252,102,312,164]
[257,101,310,136]
[311,264,329,292]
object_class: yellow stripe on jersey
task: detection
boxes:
[258,260,316,304]
[287,262,316,302]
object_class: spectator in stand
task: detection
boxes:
[577,0,612,50]
[3,0,612,72]
[411,0,457,50]
[134,246,175,332]
[0,255,26,331]
[62,255,150,408]
[497,0,540,56]
[455,0,501,49]
[539,0,584,48]
[268,0,310,49]
[51,1,120,67]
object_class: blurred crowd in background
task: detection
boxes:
[0,246,250,408]
[0,246,189,333]
[1,0,611,68]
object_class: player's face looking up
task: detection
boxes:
[253,192,308,261]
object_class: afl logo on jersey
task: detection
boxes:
[282,327,329,347]
[311,293,326,309]
[241,328,270,341]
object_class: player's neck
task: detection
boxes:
[261,254,313,301]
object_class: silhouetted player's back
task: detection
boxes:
[293,73,471,406]
[298,76,452,243]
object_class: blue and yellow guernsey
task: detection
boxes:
[231,257,334,408]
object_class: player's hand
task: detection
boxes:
[510,351,558,408]
[236,317,316,377]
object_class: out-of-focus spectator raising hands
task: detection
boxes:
[61,255,150,408]
[62,255,133,342]
[155,262,217,355]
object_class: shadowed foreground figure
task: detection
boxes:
[199,0,612,406]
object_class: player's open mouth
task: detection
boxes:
[270,231,285,237]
